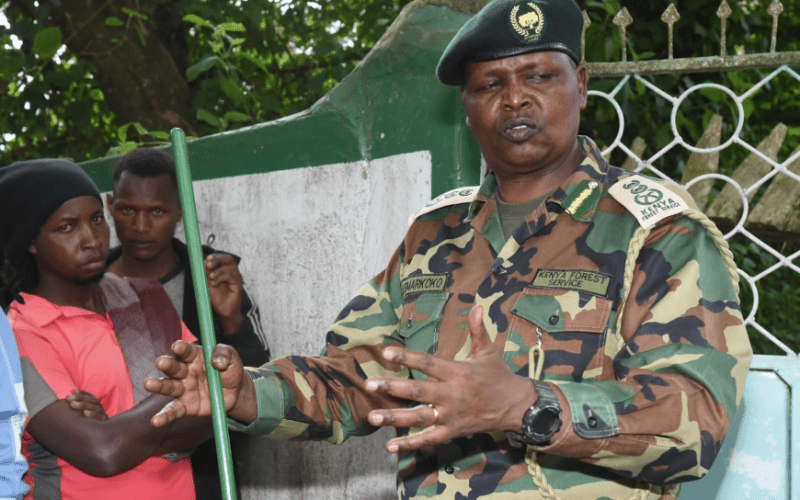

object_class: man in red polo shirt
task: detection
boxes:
[0,158,210,500]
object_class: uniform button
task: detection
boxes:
[406,318,413,328]
[444,464,455,474]
[588,417,598,428]
[549,314,559,325]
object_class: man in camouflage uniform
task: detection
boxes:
[145,0,753,498]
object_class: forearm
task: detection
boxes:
[153,415,213,456]
[28,395,173,477]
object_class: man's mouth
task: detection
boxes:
[501,118,538,142]
[130,239,155,247]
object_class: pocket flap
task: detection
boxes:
[399,292,449,339]
[511,288,611,334]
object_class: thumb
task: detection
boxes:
[467,305,494,358]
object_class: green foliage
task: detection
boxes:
[0,0,413,163]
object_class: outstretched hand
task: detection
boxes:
[365,305,537,453]
[144,340,257,428]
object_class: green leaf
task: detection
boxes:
[149,131,171,140]
[196,108,221,127]
[121,8,148,20]
[90,89,104,101]
[186,56,218,81]
[33,27,63,59]
[183,14,213,28]
[117,123,130,142]
[105,16,124,27]
[240,52,267,72]
[118,141,138,154]
[230,38,246,47]
[218,22,246,32]
[224,111,250,123]
[220,78,243,101]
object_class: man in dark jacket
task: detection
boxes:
[105,147,270,500]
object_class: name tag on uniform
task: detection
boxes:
[531,269,611,297]
[401,274,448,298]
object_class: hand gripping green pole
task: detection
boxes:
[170,128,238,500]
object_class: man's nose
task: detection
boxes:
[81,224,103,249]
[503,81,531,111]
[133,212,150,232]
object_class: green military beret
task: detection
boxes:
[437,0,583,86]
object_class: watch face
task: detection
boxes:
[532,407,561,434]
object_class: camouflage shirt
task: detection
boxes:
[231,137,752,499]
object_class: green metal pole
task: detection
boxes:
[170,128,238,500]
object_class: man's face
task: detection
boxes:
[461,51,588,179]
[107,172,182,263]
[28,195,110,285]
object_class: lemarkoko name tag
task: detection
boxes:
[401,274,448,298]
[609,176,689,229]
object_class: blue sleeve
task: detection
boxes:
[0,311,28,500]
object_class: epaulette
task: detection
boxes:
[408,186,480,226]
[608,173,697,229]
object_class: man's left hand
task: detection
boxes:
[205,253,245,334]
[365,305,538,453]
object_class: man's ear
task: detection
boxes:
[576,64,589,110]
[105,193,114,210]
[27,242,38,256]
[465,115,473,130]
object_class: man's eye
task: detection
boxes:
[121,206,133,214]
[92,214,105,223]
[58,224,71,232]
[152,208,164,215]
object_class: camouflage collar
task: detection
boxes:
[466,136,609,223]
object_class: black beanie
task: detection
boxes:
[0,158,102,269]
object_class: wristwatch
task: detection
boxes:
[507,380,562,447]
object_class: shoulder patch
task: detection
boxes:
[609,175,692,229]
[408,186,479,226]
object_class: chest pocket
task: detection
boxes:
[398,292,449,380]
[508,287,612,381]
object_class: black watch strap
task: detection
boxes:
[507,380,562,447]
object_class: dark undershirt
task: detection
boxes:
[496,194,549,241]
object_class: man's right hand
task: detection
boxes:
[144,341,258,428]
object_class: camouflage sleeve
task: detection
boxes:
[227,244,410,442]
[539,214,752,486]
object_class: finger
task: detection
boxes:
[171,340,202,362]
[365,377,434,404]
[207,266,241,285]
[467,305,495,357]
[150,401,186,428]
[205,253,235,272]
[144,376,186,398]
[210,344,237,371]
[384,425,450,453]
[154,355,191,379]
[82,409,108,421]
[367,404,439,429]
[378,347,448,381]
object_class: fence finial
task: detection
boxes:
[581,10,591,64]
[661,4,680,60]
[768,0,784,53]
[717,1,732,57]
[613,7,633,62]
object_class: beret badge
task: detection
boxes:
[510,2,546,43]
